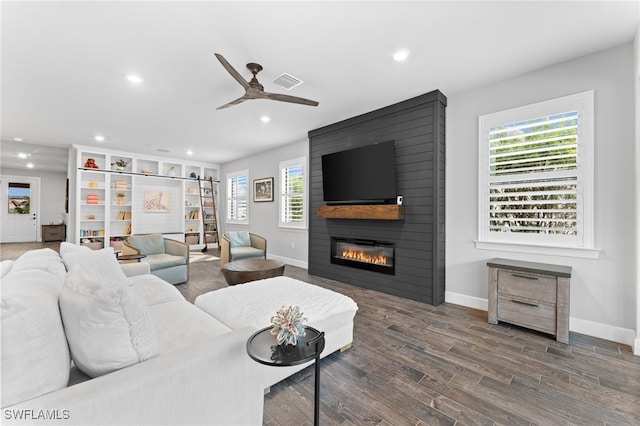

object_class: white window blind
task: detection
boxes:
[478,91,594,249]
[226,171,248,223]
[280,158,306,228]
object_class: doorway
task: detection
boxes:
[0,176,40,243]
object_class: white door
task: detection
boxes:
[0,176,40,243]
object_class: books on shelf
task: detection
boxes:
[86,194,99,204]
[80,229,104,237]
[123,223,132,235]
[116,211,132,220]
[186,210,200,220]
[114,180,128,190]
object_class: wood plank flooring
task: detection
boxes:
[2,242,638,425]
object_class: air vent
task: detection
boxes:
[157,148,171,153]
[272,73,303,90]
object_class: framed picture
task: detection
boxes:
[253,177,274,202]
[144,190,171,212]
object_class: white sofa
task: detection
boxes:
[1,246,264,425]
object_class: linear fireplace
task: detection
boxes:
[330,237,395,275]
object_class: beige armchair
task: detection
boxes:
[220,231,267,266]
[122,233,189,284]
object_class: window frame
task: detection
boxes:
[226,169,249,225]
[279,157,307,229]
[476,90,599,258]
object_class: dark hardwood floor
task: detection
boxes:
[2,242,639,425]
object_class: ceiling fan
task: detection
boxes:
[214,53,319,110]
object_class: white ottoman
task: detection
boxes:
[194,276,358,388]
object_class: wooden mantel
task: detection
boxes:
[317,204,405,220]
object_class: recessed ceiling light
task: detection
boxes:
[13,137,23,142]
[94,135,105,142]
[18,152,29,159]
[260,116,271,123]
[127,74,144,84]
[392,49,410,62]
[186,150,193,156]
[26,163,34,168]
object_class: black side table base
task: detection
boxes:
[247,327,325,426]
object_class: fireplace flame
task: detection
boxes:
[341,249,388,265]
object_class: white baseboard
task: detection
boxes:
[269,254,308,270]
[570,317,636,348]
[445,291,488,311]
[445,291,636,349]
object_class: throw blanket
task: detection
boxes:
[195,276,358,330]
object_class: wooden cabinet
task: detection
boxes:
[42,224,66,242]
[487,258,572,343]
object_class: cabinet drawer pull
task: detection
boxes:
[511,299,538,308]
[511,274,539,281]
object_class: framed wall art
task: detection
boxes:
[253,177,274,202]
[144,190,171,212]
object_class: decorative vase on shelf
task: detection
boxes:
[111,159,129,171]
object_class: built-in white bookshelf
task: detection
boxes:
[72,145,219,250]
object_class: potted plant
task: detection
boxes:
[111,159,129,171]
[116,192,126,205]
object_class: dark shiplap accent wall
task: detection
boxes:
[308,90,447,305]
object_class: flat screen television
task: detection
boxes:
[321,141,397,204]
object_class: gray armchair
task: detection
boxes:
[122,233,189,284]
[220,231,266,266]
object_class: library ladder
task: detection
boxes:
[197,176,219,253]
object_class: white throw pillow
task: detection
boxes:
[59,262,159,377]
[10,248,67,284]
[1,270,71,407]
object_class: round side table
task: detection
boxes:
[247,326,325,425]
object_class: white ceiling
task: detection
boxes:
[2,1,638,174]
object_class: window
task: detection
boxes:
[226,170,249,224]
[478,91,594,253]
[279,157,306,228]
[8,182,30,214]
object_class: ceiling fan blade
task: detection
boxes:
[216,96,249,110]
[263,92,319,107]
[214,53,250,90]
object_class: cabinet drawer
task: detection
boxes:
[497,270,556,304]
[497,295,556,334]
[46,230,63,239]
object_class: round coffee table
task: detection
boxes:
[221,258,285,285]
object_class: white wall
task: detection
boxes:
[446,43,637,346]
[1,167,67,230]
[220,140,309,267]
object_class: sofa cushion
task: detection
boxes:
[1,260,14,278]
[60,243,128,285]
[59,263,159,378]
[230,246,265,260]
[127,233,165,255]
[129,274,185,306]
[144,253,187,270]
[195,276,358,330]
[148,301,233,355]
[11,248,67,284]
[1,270,71,408]
[227,231,251,248]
